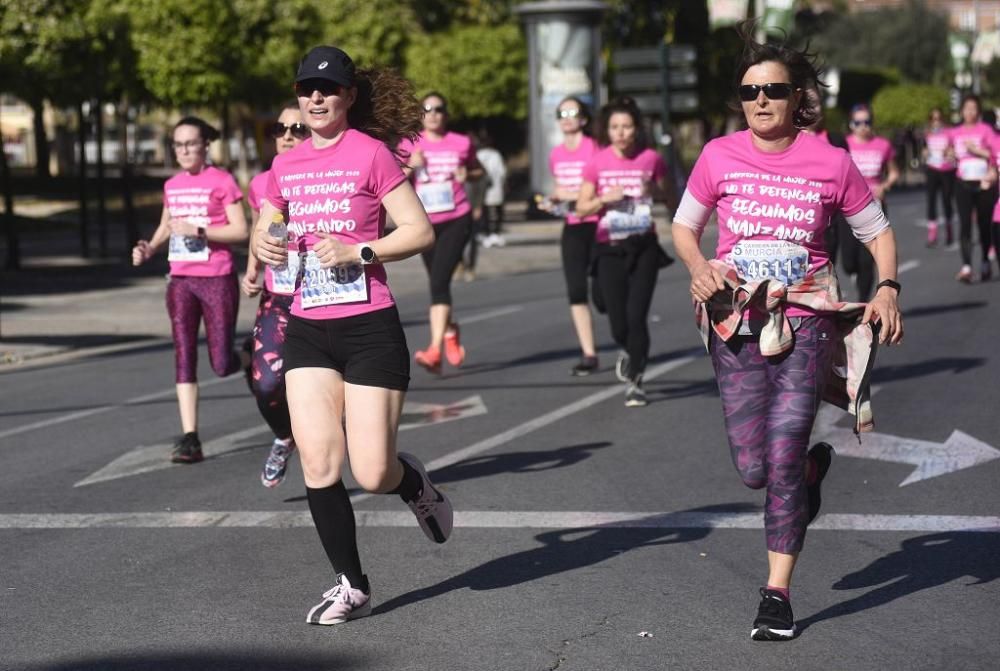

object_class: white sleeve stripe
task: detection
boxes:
[845,200,890,243]
[674,190,713,235]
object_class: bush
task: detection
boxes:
[872,84,950,131]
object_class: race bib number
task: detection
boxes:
[300,251,368,308]
[600,198,653,241]
[958,157,989,181]
[416,181,456,214]
[167,218,210,262]
[269,250,301,296]
[928,149,945,165]
[730,240,810,285]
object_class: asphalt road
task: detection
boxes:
[1,190,999,671]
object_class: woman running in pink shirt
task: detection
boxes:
[132,117,249,464]
[672,31,902,641]
[923,107,956,247]
[253,46,453,625]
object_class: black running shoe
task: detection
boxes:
[807,442,834,524]
[614,351,631,383]
[170,433,203,464]
[570,356,599,377]
[751,588,796,641]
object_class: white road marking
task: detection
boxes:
[74,396,489,487]
[0,375,237,442]
[897,259,921,274]
[459,305,524,325]
[0,510,996,532]
[350,349,704,504]
[813,405,1000,486]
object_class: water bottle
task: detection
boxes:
[267,211,288,272]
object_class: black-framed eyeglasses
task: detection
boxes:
[294,79,343,98]
[269,122,309,139]
[423,105,447,114]
[850,119,873,128]
[556,108,581,119]
[172,140,204,152]
[738,83,795,102]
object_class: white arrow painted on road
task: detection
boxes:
[813,404,1000,487]
[74,395,487,487]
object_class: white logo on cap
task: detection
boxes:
[318,61,329,70]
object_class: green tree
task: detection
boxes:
[871,83,949,131]
[404,22,527,119]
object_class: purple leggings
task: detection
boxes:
[709,316,836,554]
[249,290,292,439]
[166,274,240,384]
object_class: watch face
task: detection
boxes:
[361,246,375,263]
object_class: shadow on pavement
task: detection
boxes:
[431,441,613,485]
[798,531,1000,633]
[0,333,158,349]
[871,356,986,384]
[375,503,754,617]
[20,651,357,671]
[902,300,987,320]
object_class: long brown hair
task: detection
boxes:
[349,68,423,156]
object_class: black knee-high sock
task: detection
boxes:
[305,482,367,591]
[390,457,423,502]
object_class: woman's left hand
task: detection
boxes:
[453,165,468,184]
[313,233,359,268]
[863,287,903,345]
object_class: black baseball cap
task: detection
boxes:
[295,46,355,87]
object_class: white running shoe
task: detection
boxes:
[398,452,453,543]
[306,573,372,625]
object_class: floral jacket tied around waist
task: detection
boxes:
[695,260,878,435]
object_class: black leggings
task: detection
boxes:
[595,236,661,375]
[954,179,997,265]
[838,213,876,302]
[925,168,955,222]
[422,213,471,305]
[483,205,504,235]
[561,222,597,305]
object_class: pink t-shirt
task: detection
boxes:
[992,133,1000,223]
[549,136,599,225]
[846,135,895,189]
[164,166,242,277]
[581,146,667,243]
[400,131,474,224]
[950,122,994,182]
[685,130,873,315]
[925,127,955,172]
[262,129,407,320]
[248,170,286,294]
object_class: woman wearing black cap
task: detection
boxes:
[253,45,452,626]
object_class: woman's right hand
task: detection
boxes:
[132,240,151,266]
[689,260,727,303]
[241,267,262,298]
[599,186,625,205]
[254,233,288,267]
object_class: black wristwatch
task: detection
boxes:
[876,279,901,295]
[359,244,378,265]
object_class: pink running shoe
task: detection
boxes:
[398,451,453,543]
[926,220,938,247]
[443,323,466,367]
[414,346,442,374]
[306,574,372,625]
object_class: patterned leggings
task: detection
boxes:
[709,316,836,554]
[166,274,240,384]
[249,290,293,439]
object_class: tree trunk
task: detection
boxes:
[219,101,231,168]
[96,98,108,255]
[77,103,90,258]
[0,109,19,270]
[31,97,51,179]
[235,116,249,187]
[117,98,137,251]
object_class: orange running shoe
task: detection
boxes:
[414,346,442,374]
[443,323,466,367]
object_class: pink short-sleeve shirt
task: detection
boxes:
[399,131,475,224]
[164,166,243,277]
[846,135,895,190]
[549,136,599,225]
[581,146,667,243]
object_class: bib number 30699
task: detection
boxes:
[301,251,368,308]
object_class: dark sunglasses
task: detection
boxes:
[556,108,582,119]
[294,79,344,98]
[423,105,447,114]
[269,122,309,139]
[850,119,873,128]
[738,83,795,102]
